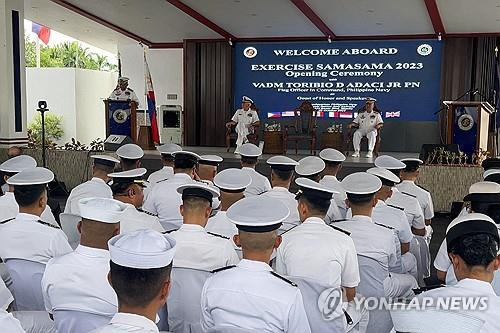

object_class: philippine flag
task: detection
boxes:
[386,111,401,118]
[144,53,160,144]
[31,22,50,45]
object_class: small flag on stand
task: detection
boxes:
[31,22,51,44]
[144,52,160,144]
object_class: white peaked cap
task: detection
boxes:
[109,229,176,269]
[374,155,406,170]
[116,144,144,159]
[0,155,37,173]
[319,148,346,162]
[341,172,382,195]
[78,197,128,223]
[295,156,325,176]
[7,167,54,185]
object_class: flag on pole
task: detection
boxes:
[144,52,160,144]
[117,51,122,78]
[31,22,51,45]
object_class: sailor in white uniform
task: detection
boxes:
[143,151,199,231]
[64,155,118,216]
[42,198,127,333]
[147,143,181,186]
[0,155,57,225]
[170,183,239,271]
[319,148,348,218]
[334,172,418,298]
[206,168,252,258]
[349,97,383,158]
[365,167,417,278]
[197,154,223,183]
[0,277,26,332]
[201,196,312,333]
[276,178,368,332]
[108,168,164,234]
[0,167,72,265]
[116,144,144,171]
[226,96,260,153]
[261,155,300,233]
[239,143,271,196]
[108,77,139,106]
[418,213,500,333]
[91,229,177,333]
[434,181,500,283]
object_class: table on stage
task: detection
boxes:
[320,132,344,151]
[263,130,284,154]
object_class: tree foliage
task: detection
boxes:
[25,37,117,71]
[28,113,64,144]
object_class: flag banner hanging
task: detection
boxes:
[31,22,51,44]
[144,52,160,143]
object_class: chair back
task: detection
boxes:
[357,254,392,333]
[287,275,345,332]
[53,309,112,333]
[166,267,213,333]
[294,101,317,134]
[59,213,81,249]
[390,305,484,333]
[5,259,46,311]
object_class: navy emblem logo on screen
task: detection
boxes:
[417,44,433,56]
[112,109,128,124]
[244,47,257,58]
[458,114,474,131]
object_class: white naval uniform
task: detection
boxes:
[241,167,271,197]
[41,245,116,320]
[91,313,158,333]
[0,213,72,264]
[201,259,312,333]
[352,111,383,152]
[334,215,418,298]
[0,312,25,332]
[170,224,239,271]
[231,108,259,151]
[64,178,113,216]
[434,238,451,275]
[324,198,344,224]
[206,211,238,240]
[0,191,57,226]
[260,187,300,230]
[143,166,174,202]
[119,204,164,234]
[396,180,434,221]
[276,217,359,288]
[108,87,139,105]
[320,175,348,218]
[142,173,194,232]
[418,278,500,333]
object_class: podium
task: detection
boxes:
[104,99,137,142]
[443,101,494,155]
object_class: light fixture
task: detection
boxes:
[228,38,233,46]
[327,35,332,43]
[438,32,442,41]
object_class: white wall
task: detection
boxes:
[118,43,183,108]
[26,67,117,145]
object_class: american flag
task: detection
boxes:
[144,53,160,144]
[386,111,401,118]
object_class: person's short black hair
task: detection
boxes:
[94,163,115,174]
[14,184,46,206]
[388,169,401,178]
[111,182,132,196]
[120,158,139,171]
[174,158,196,169]
[449,233,499,267]
[484,173,500,185]
[272,168,294,181]
[241,156,258,165]
[109,261,172,308]
[324,161,342,168]
[161,155,175,163]
[470,202,500,224]
[299,195,330,215]
[347,192,375,205]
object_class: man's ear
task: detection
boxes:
[3,175,8,183]
[274,235,282,249]
[345,199,351,209]
[113,225,120,237]
[371,196,378,207]
[160,279,171,303]
[179,204,185,217]
[205,206,212,219]
[77,221,82,234]
[233,234,242,248]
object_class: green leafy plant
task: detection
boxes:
[28,113,64,145]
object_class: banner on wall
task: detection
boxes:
[233,40,442,122]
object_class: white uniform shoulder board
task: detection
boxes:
[37,220,60,229]
[137,208,158,217]
[416,184,430,193]
[162,229,176,234]
[211,265,235,273]
[156,178,169,184]
[375,222,394,230]
[271,271,298,287]
[387,204,404,211]
[0,218,14,224]
[329,224,351,236]
[401,191,417,198]
[207,231,229,240]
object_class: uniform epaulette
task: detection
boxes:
[162,229,176,234]
[375,222,394,230]
[271,271,297,287]
[416,184,430,193]
[211,265,235,273]
[37,220,60,229]
[329,224,351,236]
[387,204,404,211]
[207,231,229,240]
[278,224,299,236]
[137,208,158,217]
[401,191,417,198]
[332,219,346,223]
[156,178,169,184]
[0,218,14,225]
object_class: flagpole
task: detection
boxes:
[36,36,41,68]
[143,47,147,126]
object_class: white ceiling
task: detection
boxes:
[24,0,500,53]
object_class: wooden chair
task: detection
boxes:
[284,101,318,155]
[345,123,382,157]
[225,123,259,152]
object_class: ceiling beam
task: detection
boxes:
[290,0,335,38]
[166,0,236,40]
[423,0,446,36]
[50,0,153,46]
